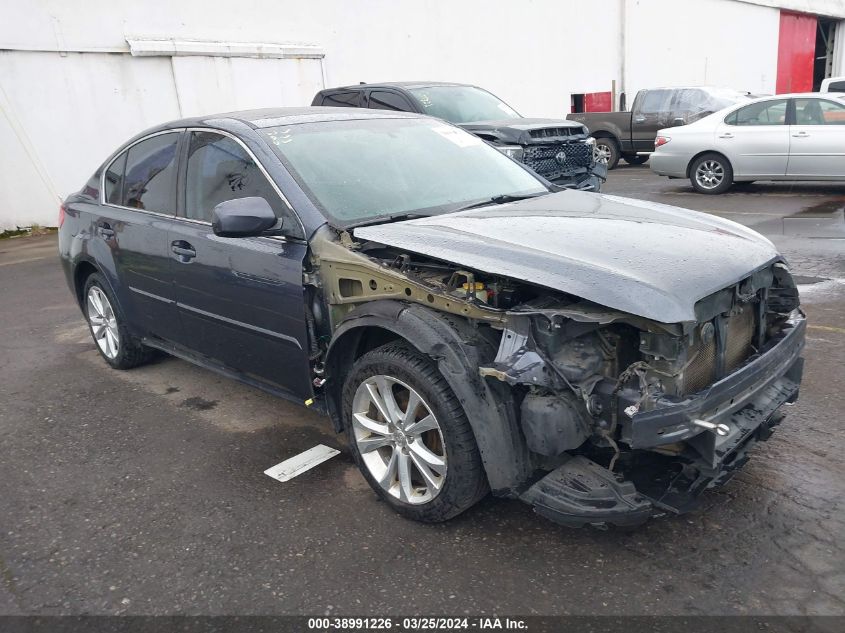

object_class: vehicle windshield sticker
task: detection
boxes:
[417,93,433,108]
[266,128,293,144]
[432,125,483,147]
[497,103,518,116]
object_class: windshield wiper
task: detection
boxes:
[347,212,430,229]
[453,192,548,213]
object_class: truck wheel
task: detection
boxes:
[689,153,733,194]
[83,273,154,369]
[342,342,488,522]
[622,154,649,165]
[593,137,620,170]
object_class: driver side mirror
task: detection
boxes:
[671,117,686,127]
[212,197,278,238]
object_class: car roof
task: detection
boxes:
[147,106,425,133]
[322,81,476,91]
[749,92,845,100]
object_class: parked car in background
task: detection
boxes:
[567,87,750,169]
[60,107,805,529]
[650,92,845,194]
[821,76,845,92]
[312,82,606,190]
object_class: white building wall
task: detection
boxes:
[0,0,831,229]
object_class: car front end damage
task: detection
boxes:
[480,264,804,527]
[459,119,607,191]
[308,193,805,528]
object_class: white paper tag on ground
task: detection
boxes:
[264,444,340,482]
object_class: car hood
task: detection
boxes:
[353,191,780,324]
[459,118,589,144]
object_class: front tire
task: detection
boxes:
[342,342,488,522]
[83,273,153,369]
[593,137,620,170]
[689,152,733,194]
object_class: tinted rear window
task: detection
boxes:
[368,91,414,112]
[320,91,362,107]
[121,133,179,213]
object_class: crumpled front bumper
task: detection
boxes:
[521,311,806,528]
[624,311,805,467]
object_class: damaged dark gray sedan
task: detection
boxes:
[59,108,805,529]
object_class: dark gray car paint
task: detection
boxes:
[354,190,780,324]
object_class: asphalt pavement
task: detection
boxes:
[1,167,843,616]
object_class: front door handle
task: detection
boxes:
[171,240,196,261]
[96,222,115,239]
[634,116,646,123]
[792,132,809,138]
[718,133,734,139]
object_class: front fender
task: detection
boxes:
[325,300,531,494]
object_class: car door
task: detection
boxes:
[167,129,312,399]
[99,130,182,342]
[786,97,845,177]
[631,89,672,152]
[714,99,790,177]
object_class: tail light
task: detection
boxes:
[58,204,66,228]
[655,136,671,148]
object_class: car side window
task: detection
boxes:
[120,132,180,213]
[184,131,303,238]
[120,133,179,213]
[794,98,845,125]
[638,89,671,114]
[726,99,788,126]
[104,152,127,205]
[368,91,413,112]
[320,91,361,107]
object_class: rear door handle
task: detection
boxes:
[171,240,196,261]
[792,132,809,138]
[96,222,115,239]
[718,133,734,139]
[634,116,646,123]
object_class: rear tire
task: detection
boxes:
[622,154,649,165]
[83,273,154,369]
[593,137,620,170]
[342,342,488,522]
[689,152,733,194]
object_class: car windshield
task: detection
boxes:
[407,86,522,124]
[262,117,547,227]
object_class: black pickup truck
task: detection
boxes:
[568,87,749,169]
[313,82,606,190]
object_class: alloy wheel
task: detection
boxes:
[593,142,613,164]
[86,286,120,359]
[351,375,447,504]
[695,160,725,190]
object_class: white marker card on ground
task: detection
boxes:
[264,444,341,482]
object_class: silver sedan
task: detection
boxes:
[650,92,845,194]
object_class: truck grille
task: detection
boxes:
[684,308,756,394]
[522,142,592,180]
[528,127,582,139]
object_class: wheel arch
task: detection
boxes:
[72,258,104,308]
[324,300,532,494]
[686,149,733,178]
[590,130,618,143]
